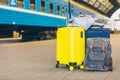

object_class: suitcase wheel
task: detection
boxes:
[56,63,59,68]
[108,67,113,71]
[79,65,84,70]
[69,66,74,71]
[55,61,59,68]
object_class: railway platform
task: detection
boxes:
[0,34,119,80]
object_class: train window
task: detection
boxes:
[30,0,36,10]
[17,0,24,8]
[0,0,8,5]
[41,0,45,12]
[50,3,53,14]
[65,8,68,17]
[71,9,74,17]
[72,9,73,13]
[71,5,74,17]
[62,6,65,16]
[57,5,60,15]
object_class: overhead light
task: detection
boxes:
[117,0,120,4]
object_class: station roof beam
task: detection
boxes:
[73,0,120,17]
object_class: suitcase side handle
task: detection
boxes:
[80,31,83,38]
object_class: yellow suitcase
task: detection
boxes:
[56,27,85,71]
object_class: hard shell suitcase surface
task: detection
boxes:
[56,27,85,71]
[86,25,110,38]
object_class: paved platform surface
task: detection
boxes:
[0,34,120,80]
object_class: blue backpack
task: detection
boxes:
[84,38,113,71]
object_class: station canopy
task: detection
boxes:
[73,0,120,17]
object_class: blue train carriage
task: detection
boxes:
[0,0,110,40]
[0,0,70,40]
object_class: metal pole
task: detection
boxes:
[68,0,71,19]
